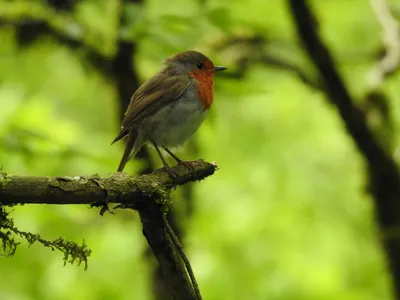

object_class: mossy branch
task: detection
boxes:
[0,205,91,269]
[0,160,217,207]
[0,160,217,300]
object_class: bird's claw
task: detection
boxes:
[179,161,197,180]
[164,166,180,185]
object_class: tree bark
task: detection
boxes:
[139,200,197,300]
[1,160,215,299]
[0,160,216,207]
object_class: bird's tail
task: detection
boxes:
[117,131,140,172]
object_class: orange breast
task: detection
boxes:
[189,71,214,109]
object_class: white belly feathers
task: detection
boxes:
[139,93,208,148]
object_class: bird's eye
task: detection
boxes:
[197,63,204,69]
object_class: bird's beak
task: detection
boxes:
[214,66,227,72]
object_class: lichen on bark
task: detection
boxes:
[0,160,217,273]
[1,168,91,268]
[0,168,11,189]
[0,204,92,269]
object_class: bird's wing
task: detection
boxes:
[111,72,191,144]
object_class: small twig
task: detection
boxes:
[164,215,202,300]
[215,35,322,90]
[368,0,400,88]
[362,0,400,160]
[259,54,323,90]
[139,201,198,300]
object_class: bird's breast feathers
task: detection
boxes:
[188,72,214,109]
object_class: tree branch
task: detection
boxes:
[288,0,400,297]
[139,201,198,300]
[361,0,400,154]
[4,2,110,73]
[0,160,217,207]
[1,160,215,299]
[215,36,323,90]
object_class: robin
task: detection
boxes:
[112,50,226,177]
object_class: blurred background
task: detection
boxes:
[0,0,399,299]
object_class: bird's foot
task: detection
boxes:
[164,165,181,185]
[178,161,197,179]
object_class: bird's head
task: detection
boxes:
[164,50,227,78]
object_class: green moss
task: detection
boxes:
[0,205,91,269]
[0,167,11,189]
[106,172,173,206]
[134,176,172,206]
[0,206,19,256]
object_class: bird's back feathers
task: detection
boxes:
[111,70,191,145]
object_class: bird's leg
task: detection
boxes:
[151,140,179,182]
[163,147,197,176]
[162,147,185,164]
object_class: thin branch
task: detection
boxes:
[215,36,322,90]
[259,54,323,90]
[2,2,110,72]
[361,0,400,154]
[0,160,217,207]
[287,0,400,298]
[164,216,202,300]
[138,200,197,300]
[368,0,400,88]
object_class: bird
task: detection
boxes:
[111,50,226,177]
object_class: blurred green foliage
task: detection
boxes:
[0,0,399,299]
